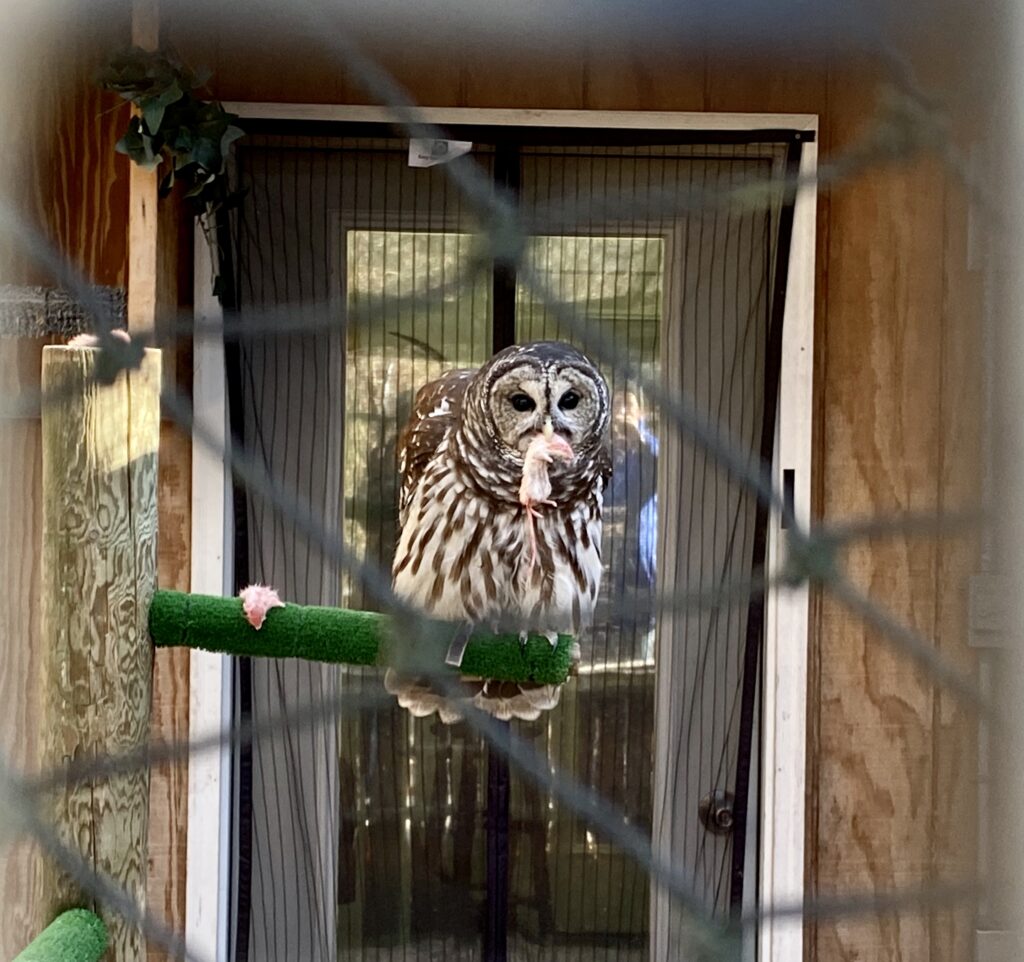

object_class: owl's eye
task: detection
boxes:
[559,390,581,411]
[509,393,536,412]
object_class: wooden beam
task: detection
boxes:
[815,65,947,962]
[131,0,159,49]
[127,0,179,385]
[38,345,161,962]
[127,161,160,338]
[148,420,191,960]
[126,7,192,954]
[127,0,161,338]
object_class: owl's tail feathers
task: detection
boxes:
[383,669,562,724]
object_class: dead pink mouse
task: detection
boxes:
[519,417,574,568]
[239,583,285,630]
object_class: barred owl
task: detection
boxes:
[384,341,611,723]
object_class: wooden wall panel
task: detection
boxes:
[147,422,192,961]
[581,49,705,112]
[931,175,983,962]
[816,65,948,962]
[43,39,132,290]
[454,51,587,109]
[705,60,829,116]
[0,417,44,958]
[167,19,366,105]
[0,12,130,289]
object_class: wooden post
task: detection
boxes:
[127,0,162,343]
[39,346,161,962]
[127,6,193,953]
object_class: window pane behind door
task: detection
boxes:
[340,226,493,962]
[342,229,492,611]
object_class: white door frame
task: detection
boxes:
[760,132,816,962]
[188,103,817,962]
[187,223,235,962]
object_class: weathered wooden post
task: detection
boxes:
[39,345,161,962]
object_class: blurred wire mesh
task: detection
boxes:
[0,3,1005,962]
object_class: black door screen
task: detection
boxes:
[222,121,801,962]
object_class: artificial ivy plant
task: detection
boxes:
[99,47,245,291]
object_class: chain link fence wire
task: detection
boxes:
[0,9,1004,962]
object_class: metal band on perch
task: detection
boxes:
[148,590,576,685]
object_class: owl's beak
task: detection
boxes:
[517,414,570,454]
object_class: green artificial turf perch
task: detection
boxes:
[13,909,108,962]
[148,590,574,686]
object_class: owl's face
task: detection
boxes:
[475,342,610,458]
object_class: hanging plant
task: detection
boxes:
[98,47,245,294]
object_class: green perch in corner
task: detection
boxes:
[13,909,108,962]
[148,588,575,686]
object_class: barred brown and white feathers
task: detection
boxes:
[385,341,611,722]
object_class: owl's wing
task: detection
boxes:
[396,368,475,526]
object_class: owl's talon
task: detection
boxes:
[544,630,559,648]
[518,630,529,648]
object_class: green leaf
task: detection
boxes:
[220,124,245,156]
[102,46,240,205]
[142,98,166,135]
[157,81,184,106]
[132,132,160,169]
[171,127,194,152]
[114,131,138,156]
[191,137,220,172]
[196,122,228,146]
[194,101,223,125]
[184,172,216,197]
[115,119,149,161]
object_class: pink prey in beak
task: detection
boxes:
[518,417,574,569]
